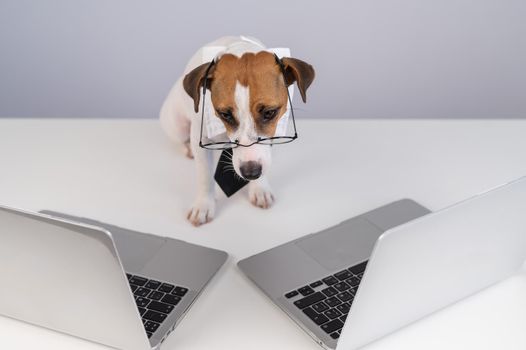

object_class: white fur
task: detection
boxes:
[231,83,272,178]
[160,36,276,226]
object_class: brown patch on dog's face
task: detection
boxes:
[210,51,289,137]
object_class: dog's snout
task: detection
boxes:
[239,161,262,180]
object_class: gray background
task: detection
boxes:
[0,0,524,119]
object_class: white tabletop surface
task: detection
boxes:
[0,118,526,350]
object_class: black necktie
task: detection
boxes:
[214,148,249,197]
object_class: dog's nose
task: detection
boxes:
[239,161,262,180]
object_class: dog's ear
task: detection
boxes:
[183,62,215,113]
[280,57,315,103]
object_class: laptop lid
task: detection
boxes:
[338,176,526,349]
[0,205,151,350]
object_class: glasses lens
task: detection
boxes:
[201,142,238,150]
[257,137,295,145]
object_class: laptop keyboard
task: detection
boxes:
[284,260,368,341]
[126,274,189,338]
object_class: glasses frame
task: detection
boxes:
[198,54,298,150]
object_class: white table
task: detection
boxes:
[0,118,525,350]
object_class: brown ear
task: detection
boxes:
[281,57,315,103]
[183,62,215,113]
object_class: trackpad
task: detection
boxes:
[296,218,382,270]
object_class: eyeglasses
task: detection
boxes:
[199,54,298,150]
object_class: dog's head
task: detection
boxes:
[183,51,315,180]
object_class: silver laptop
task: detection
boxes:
[238,176,526,349]
[0,207,227,350]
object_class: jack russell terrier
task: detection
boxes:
[160,36,315,226]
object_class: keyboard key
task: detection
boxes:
[349,261,368,275]
[146,332,153,338]
[310,280,323,288]
[322,276,338,285]
[324,309,342,319]
[126,273,132,280]
[334,282,350,292]
[130,285,139,292]
[172,286,188,297]
[138,307,147,316]
[325,296,341,307]
[336,302,351,314]
[129,276,148,286]
[346,276,361,287]
[330,331,340,339]
[312,301,329,313]
[134,287,151,297]
[302,307,330,326]
[321,319,344,334]
[145,280,162,290]
[334,270,352,281]
[349,286,358,295]
[135,297,150,308]
[144,320,160,333]
[161,294,181,306]
[321,287,337,297]
[337,291,353,302]
[285,290,299,298]
[298,286,314,296]
[159,283,174,293]
[149,291,164,301]
[340,314,348,322]
[144,310,167,323]
[293,292,326,309]
[148,301,174,314]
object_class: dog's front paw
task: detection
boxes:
[187,196,215,226]
[248,182,275,209]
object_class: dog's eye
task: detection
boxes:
[217,110,235,124]
[261,108,278,122]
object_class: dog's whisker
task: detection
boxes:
[222,166,235,172]
[232,170,244,180]
[222,167,236,175]
[220,165,244,180]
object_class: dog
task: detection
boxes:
[160,36,315,226]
